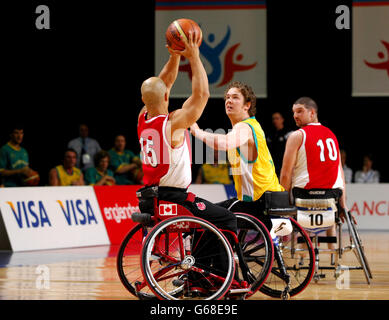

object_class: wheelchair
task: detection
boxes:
[239,191,316,300]
[116,186,274,300]
[292,188,373,284]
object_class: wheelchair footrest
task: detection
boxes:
[229,288,251,294]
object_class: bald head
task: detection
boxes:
[141,77,167,107]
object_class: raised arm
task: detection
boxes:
[170,31,209,131]
[190,122,251,151]
[138,49,181,121]
[158,49,181,94]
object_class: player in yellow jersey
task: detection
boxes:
[49,149,84,186]
[190,81,283,230]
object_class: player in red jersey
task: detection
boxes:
[280,97,351,247]
[137,31,237,285]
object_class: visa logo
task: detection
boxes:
[57,199,97,225]
[7,201,52,229]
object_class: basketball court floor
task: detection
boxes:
[0,231,388,300]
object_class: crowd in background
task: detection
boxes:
[0,114,381,188]
[0,124,143,188]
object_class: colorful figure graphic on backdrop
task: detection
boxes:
[364,40,389,77]
[217,43,257,87]
[200,26,231,83]
[179,25,257,86]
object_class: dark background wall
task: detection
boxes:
[3,0,388,185]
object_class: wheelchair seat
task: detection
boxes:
[264,191,297,216]
[291,187,372,284]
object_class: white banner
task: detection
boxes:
[0,187,109,251]
[346,183,389,230]
[191,183,389,231]
[155,0,267,97]
[352,1,389,96]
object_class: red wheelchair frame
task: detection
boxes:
[117,193,274,300]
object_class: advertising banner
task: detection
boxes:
[155,0,267,97]
[0,187,109,251]
[346,183,389,230]
[352,1,389,96]
[93,185,140,245]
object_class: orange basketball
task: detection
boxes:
[24,170,40,186]
[166,18,202,51]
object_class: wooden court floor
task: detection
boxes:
[0,231,388,300]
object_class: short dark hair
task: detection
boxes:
[10,124,24,134]
[94,150,110,165]
[64,148,78,157]
[224,81,257,117]
[294,97,318,114]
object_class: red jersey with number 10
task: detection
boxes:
[137,111,192,188]
[292,123,344,190]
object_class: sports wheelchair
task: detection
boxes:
[292,188,373,284]
[116,186,274,300]
[240,191,316,300]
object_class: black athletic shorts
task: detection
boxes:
[215,196,273,232]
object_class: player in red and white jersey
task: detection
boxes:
[280,97,346,201]
[280,97,350,245]
[137,31,237,238]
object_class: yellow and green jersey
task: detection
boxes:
[84,167,114,185]
[108,148,139,185]
[201,163,232,185]
[55,165,82,186]
[0,142,29,187]
[227,117,284,201]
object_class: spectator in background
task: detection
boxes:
[195,150,232,184]
[266,111,293,177]
[354,154,380,183]
[0,125,35,187]
[67,123,101,171]
[340,149,353,183]
[108,134,143,185]
[49,148,85,186]
[84,150,115,185]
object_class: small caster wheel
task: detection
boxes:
[281,290,290,300]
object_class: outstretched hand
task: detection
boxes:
[190,122,200,136]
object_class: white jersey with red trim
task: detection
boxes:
[137,111,192,188]
[292,123,344,190]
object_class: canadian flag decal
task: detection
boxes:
[159,203,178,216]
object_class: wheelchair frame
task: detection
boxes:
[293,189,373,284]
[116,186,275,300]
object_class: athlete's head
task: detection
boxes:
[292,97,319,127]
[9,125,24,145]
[113,134,126,153]
[94,150,110,172]
[224,81,256,122]
[141,77,168,110]
[63,148,77,169]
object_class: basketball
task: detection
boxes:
[166,18,202,51]
[24,170,40,186]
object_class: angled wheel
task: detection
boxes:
[260,217,315,298]
[345,211,373,283]
[117,223,156,300]
[235,213,274,297]
[141,216,235,300]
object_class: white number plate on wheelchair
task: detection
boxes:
[297,209,335,229]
